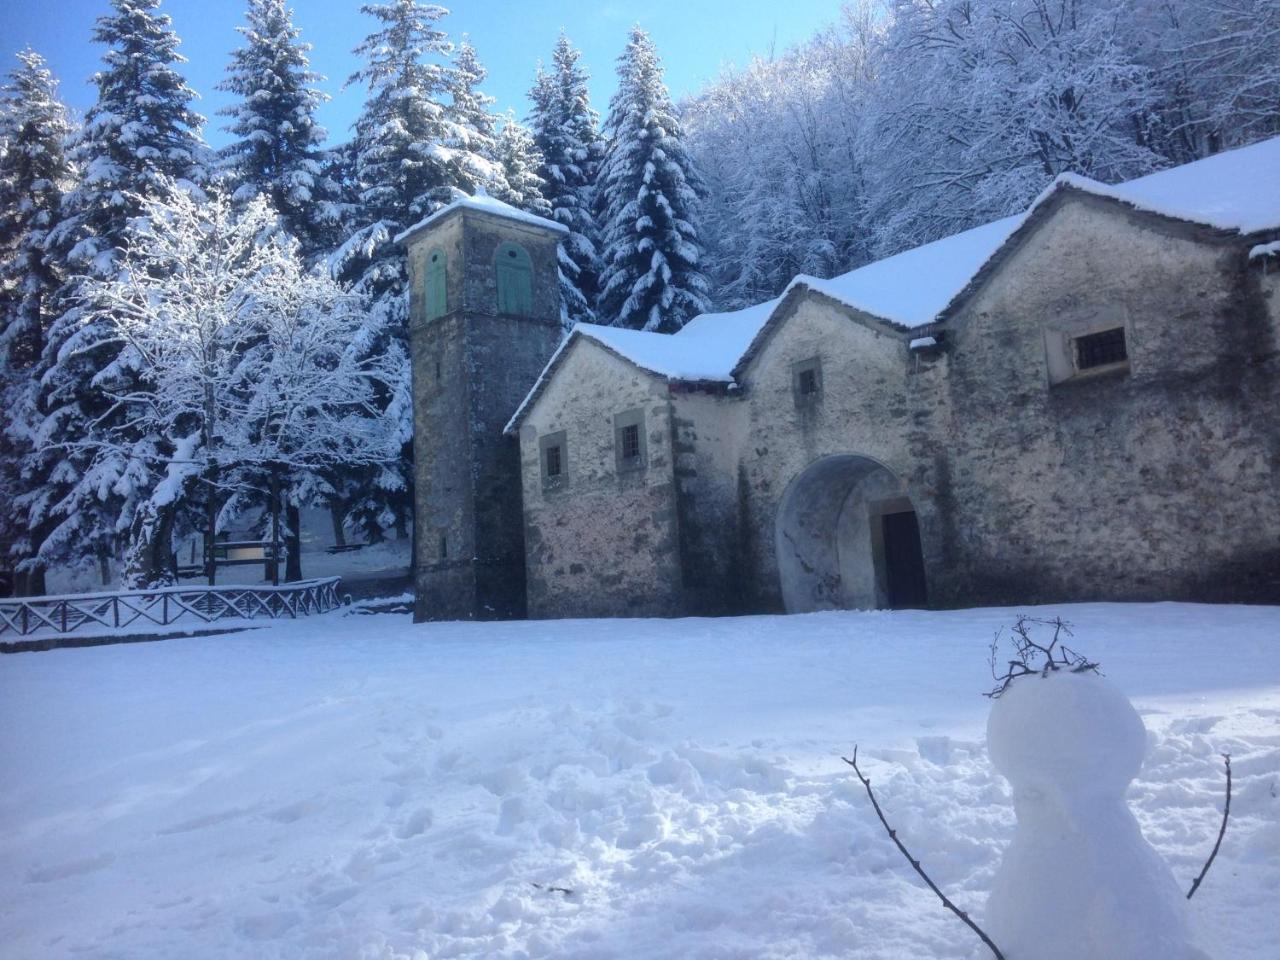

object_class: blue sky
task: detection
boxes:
[6,0,841,148]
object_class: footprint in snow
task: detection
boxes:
[395,808,433,839]
[26,852,115,884]
[157,807,249,834]
[235,910,301,941]
[266,799,321,823]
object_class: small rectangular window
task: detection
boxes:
[793,357,823,406]
[1074,327,1127,370]
[798,367,819,396]
[439,534,448,560]
[539,430,568,488]
[620,423,640,461]
[613,410,647,472]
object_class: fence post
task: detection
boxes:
[113,595,119,628]
[162,592,169,625]
[61,601,67,634]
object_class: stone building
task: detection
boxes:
[406,138,1280,621]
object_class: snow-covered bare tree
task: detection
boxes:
[23,0,209,593]
[529,33,604,328]
[218,0,338,262]
[860,0,1166,256]
[492,112,551,217]
[82,188,405,587]
[597,27,710,332]
[684,8,878,308]
[0,49,75,596]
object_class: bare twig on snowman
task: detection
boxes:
[1186,753,1232,900]
[986,615,1099,698]
[843,746,1006,960]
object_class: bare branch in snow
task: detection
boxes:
[843,746,1006,960]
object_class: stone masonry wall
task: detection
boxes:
[731,295,952,612]
[519,341,684,618]
[410,210,562,620]
[937,194,1280,604]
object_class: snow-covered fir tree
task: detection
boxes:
[596,27,710,332]
[443,38,502,194]
[0,49,74,596]
[528,33,604,328]
[24,0,209,592]
[492,112,551,217]
[217,0,337,262]
[334,0,456,543]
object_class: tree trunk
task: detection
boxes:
[19,564,46,598]
[329,499,346,549]
[122,500,177,589]
[205,464,218,586]
[97,547,112,587]
[286,501,302,582]
[268,468,281,586]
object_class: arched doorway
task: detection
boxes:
[775,454,928,613]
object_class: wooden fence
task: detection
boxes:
[0,577,345,638]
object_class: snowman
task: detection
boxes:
[984,667,1211,960]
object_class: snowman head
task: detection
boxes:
[988,670,1147,798]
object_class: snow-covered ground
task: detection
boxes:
[1,603,1277,959]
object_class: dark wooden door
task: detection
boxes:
[881,510,928,608]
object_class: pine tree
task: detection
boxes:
[0,50,74,595]
[25,0,209,592]
[443,38,502,194]
[528,33,604,328]
[218,0,336,261]
[333,0,456,544]
[596,27,710,332]
[491,113,551,217]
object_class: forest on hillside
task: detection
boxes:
[1,0,1277,595]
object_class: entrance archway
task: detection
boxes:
[775,454,928,613]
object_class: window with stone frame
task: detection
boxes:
[1073,327,1128,370]
[1044,319,1132,386]
[613,409,647,472]
[539,430,568,488]
[793,356,823,406]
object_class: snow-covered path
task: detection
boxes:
[1,604,1277,959]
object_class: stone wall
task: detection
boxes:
[409,209,562,621]
[669,388,749,614]
[510,194,1279,618]
[730,294,951,612]
[936,194,1280,604]
[518,340,685,618]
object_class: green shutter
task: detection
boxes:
[495,242,533,316]
[425,248,447,320]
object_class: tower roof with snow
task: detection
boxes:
[395,190,570,247]
[507,135,1280,433]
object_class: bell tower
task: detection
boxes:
[400,196,566,621]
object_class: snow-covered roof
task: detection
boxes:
[507,135,1280,432]
[1041,136,1280,236]
[503,299,776,434]
[579,299,779,381]
[786,215,1026,330]
[395,191,569,245]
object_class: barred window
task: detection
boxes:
[1074,327,1127,370]
[798,366,819,396]
[539,430,568,488]
[620,423,641,461]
